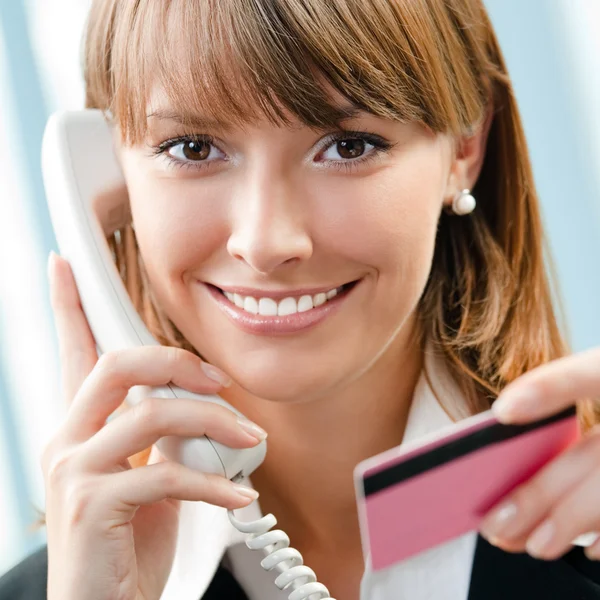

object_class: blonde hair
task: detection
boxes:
[82,0,597,427]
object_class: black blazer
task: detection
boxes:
[2,534,600,599]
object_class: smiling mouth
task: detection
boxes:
[207,280,359,317]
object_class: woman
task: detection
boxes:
[2,0,600,599]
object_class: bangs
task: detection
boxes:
[93,0,489,144]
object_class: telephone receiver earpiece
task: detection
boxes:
[41,109,266,480]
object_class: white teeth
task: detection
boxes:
[221,284,349,316]
[243,296,259,314]
[278,297,297,316]
[233,293,245,308]
[258,297,278,316]
[297,295,313,312]
[313,292,327,307]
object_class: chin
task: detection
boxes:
[224,358,344,404]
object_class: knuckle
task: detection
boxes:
[163,345,184,368]
[40,438,59,473]
[155,462,183,491]
[63,477,96,527]
[132,398,164,431]
[95,351,120,376]
[45,448,79,487]
[206,403,237,426]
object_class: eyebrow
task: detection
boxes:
[146,104,366,132]
[146,109,233,131]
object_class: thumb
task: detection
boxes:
[48,251,99,406]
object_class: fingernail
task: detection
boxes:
[480,501,519,539]
[492,388,538,422]
[201,362,232,387]
[232,484,259,501]
[585,544,600,560]
[573,532,600,547]
[47,250,57,280]
[526,521,555,557]
[237,417,268,441]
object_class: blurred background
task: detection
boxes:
[0,0,599,576]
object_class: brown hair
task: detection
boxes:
[31,0,598,534]
[82,0,596,430]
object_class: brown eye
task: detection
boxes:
[181,140,211,161]
[336,138,365,159]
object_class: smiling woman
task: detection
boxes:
[3,1,600,600]
[75,2,600,595]
[88,0,570,417]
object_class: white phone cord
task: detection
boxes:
[227,507,335,600]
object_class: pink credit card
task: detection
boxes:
[354,406,580,570]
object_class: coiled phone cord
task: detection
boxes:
[227,478,335,600]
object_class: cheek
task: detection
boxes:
[124,173,226,300]
[122,150,228,246]
[312,158,445,287]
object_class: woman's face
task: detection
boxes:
[117,88,456,403]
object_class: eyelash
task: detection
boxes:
[149,130,394,174]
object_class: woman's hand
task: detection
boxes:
[43,252,266,600]
[479,347,600,561]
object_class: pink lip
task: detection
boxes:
[206,283,348,301]
[202,280,360,335]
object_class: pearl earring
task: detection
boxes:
[452,188,476,215]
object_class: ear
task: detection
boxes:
[443,102,494,209]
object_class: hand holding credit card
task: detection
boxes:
[354,405,579,570]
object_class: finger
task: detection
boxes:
[522,469,600,560]
[108,462,259,514]
[492,348,600,424]
[80,397,266,471]
[482,536,525,554]
[479,430,600,548]
[64,346,232,442]
[48,252,99,405]
[585,535,600,560]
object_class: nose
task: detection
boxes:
[227,169,313,274]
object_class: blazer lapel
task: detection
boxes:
[468,533,600,599]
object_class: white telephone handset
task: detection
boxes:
[41,109,266,479]
[41,110,334,600]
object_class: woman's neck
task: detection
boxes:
[220,318,423,563]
